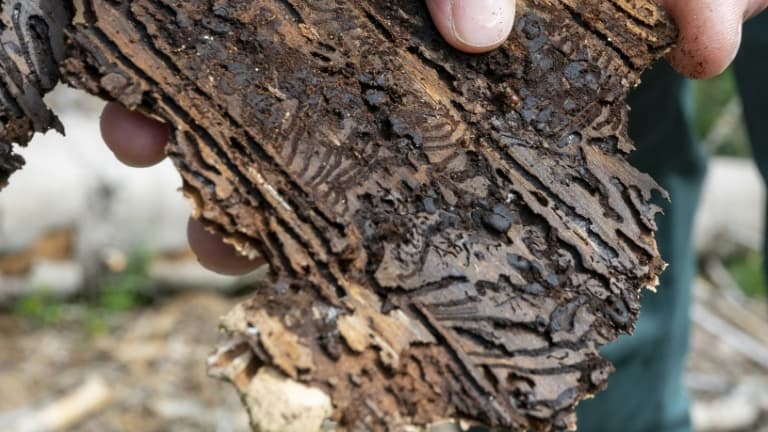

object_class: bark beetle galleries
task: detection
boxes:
[0,0,69,187]
[0,1,677,431]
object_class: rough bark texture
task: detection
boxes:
[0,0,677,430]
[0,0,68,187]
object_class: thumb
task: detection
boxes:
[426,0,516,54]
[659,0,767,79]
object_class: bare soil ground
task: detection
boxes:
[0,283,765,432]
[0,293,250,432]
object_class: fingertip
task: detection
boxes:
[100,102,170,168]
[187,218,264,276]
[427,0,516,54]
[666,26,741,79]
[660,0,743,79]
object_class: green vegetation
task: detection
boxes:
[12,249,155,336]
[692,69,765,297]
[725,251,766,298]
[13,288,65,325]
[99,250,154,312]
[691,68,752,158]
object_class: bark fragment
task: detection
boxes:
[0,0,69,187]
[0,0,677,430]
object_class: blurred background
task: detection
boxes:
[0,69,767,431]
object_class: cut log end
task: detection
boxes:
[0,0,677,430]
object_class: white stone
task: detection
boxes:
[243,367,332,432]
[694,157,766,253]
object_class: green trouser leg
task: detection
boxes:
[467,62,706,432]
[734,12,768,275]
[475,12,768,432]
[576,61,706,432]
[579,11,768,431]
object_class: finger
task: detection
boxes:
[657,0,766,78]
[744,0,768,19]
[100,102,169,168]
[426,0,516,54]
[187,218,264,276]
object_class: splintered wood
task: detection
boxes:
[0,0,677,430]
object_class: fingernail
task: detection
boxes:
[450,0,515,49]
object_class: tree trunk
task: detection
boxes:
[0,0,676,430]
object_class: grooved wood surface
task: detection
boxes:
[0,1,677,430]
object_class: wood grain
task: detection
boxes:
[0,0,677,430]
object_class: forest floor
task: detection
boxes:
[0,283,766,432]
[0,292,250,432]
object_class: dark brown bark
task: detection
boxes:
[0,0,69,187]
[0,0,677,430]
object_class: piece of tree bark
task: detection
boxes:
[0,0,677,430]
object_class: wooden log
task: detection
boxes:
[0,0,677,430]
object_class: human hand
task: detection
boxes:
[657,0,768,78]
[98,1,518,275]
[426,0,768,78]
[425,0,768,78]
[100,103,265,276]
[100,0,765,275]
[425,0,516,53]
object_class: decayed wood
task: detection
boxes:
[0,0,68,187]
[0,0,677,430]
